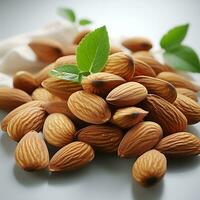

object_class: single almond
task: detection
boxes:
[81,72,125,96]
[157,72,200,92]
[63,45,77,55]
[155,132,200,156]
[122,37,152,52]
[7,106,46,141]
[0,87,32,111]
[133,75,177,103]
[68,91,111,124]
[176,88,198,101]
[110,46,122,54]
[43,113,75,147]
[76,125,123,153]
[73,30,90,45]
[142,94,187,135]
[132,150,167,186]
[103,52,135,81]
[118,121,162,157]
[132,51,154,59]
[106,82,148,107]
[49,141,94,172]
[111,107,148,129]
[15,130,49,171]
[173,94,200,124]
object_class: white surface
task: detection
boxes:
[0,0,200,200]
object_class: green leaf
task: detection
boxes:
[58,8,76,22]
[79,19,92,25]
[160,24,189,50]
[49,65,81,82]
[76,25,110,73]
[163,45,200,72]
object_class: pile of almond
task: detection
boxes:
[0,30,200,187]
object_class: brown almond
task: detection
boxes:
[43,113,75,147]
[15,130,49,171]
[122,37,152,52]
[132,51,154,59]
[7,106,46,141]
[49,141,94,172]
[155,132,200,156]
[118,121,162,157]
[142,94,187,135]
[110,46,122,54]
[132,150,167,186]
[173,94,200,124]
[106,82,148,107]
[176,88,198,101]
[81,72,125,96]
[103,52,135,81]
[68,91,111,124]
[63,45,77,55]
[73,30,90,45]
[76,125,123,153]
[157,72,200,92]
[133,75,177,103]
[111,107,148,129]
[0,87,32,111]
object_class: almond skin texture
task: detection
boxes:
[103,52,135,81]
[68,91,111,124]
[76,125,123,153]
[1,100,44,132]
[122,37,152,52]
[15,131,49,171]
[13,71,38,94]
[157,72,200,92]
[155,132,200,156]
[49,141,94,172]
[132,150,167,186]
[173,94,200,124]
[132,51,154,59]
[106,82,148,107]
[0,87,32,111]
[43,113,75,147]
[134,59,156,77]
[42,77,82,99]
[73,30,90,44]
[118,121,162,158]
[7,106,46,141]
[133,75,177,103]
[176,88,198,101]
[142,94,187,135]
[82,72,125,96]
[110,46,122,54]
[111,107,148,129]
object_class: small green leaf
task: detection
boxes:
[49,65,80,82]
[79,19,92,26]
[163,45,200,72]
[160,24,189,50]
[76,25,110,73]
[58,8,76,22]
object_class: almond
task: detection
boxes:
[118,121,162,157]
[15,130,49,171]
[76,125,123,153]
[122,37,152,52]
[134,59,156,77]
[73,30,90,45]
[133,75,177,103]
[132,51,154,59]
[110,46,122,54]
[63,45,77,55]
[42,77,82,99]
[111,107,148,129]
[49,141,94,172]
[68,91,111,124]
[0,87,32,111]
[103,52,135,81]
[7,106,46,141]
[106,82,148,107]
[132,150,167,186]
[173,94,200,124]
[1,100,44,132]
[81,72,125,96]
[176,88,198,101]
[13,71,38,94]
[43,113,75,147]
[157,72,200,92]
[155,132,200,156]
[142,94,187,135]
